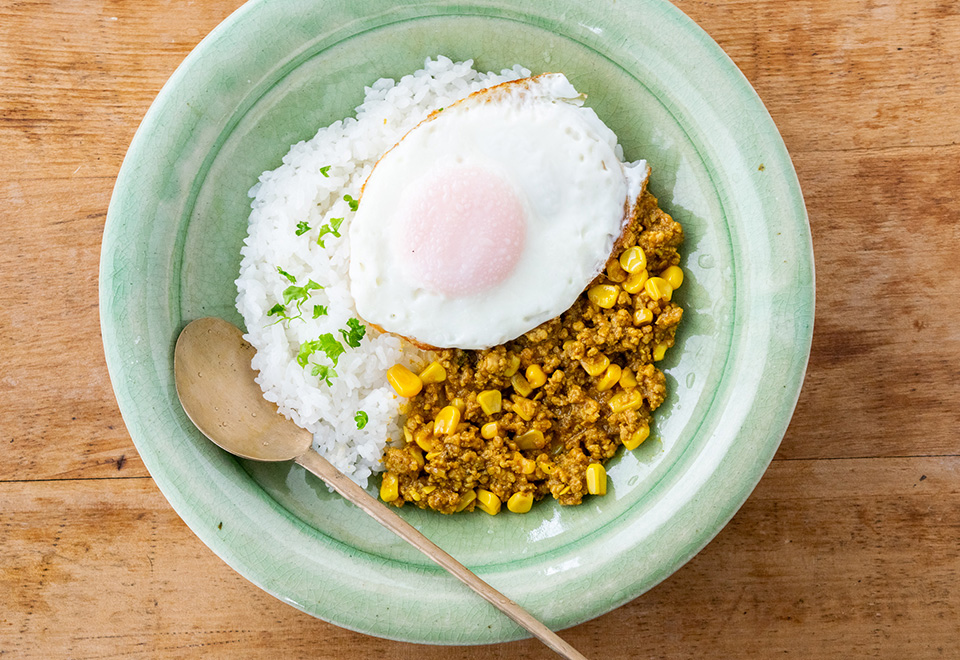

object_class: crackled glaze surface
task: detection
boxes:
[100,0,813,644]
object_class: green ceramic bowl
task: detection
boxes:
[101,0,813,644]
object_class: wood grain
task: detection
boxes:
[2,0,959,658]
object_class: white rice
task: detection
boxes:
[235,57,532,486]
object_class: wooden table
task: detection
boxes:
[3,1,958,657]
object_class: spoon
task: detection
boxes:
[174,317,588,660]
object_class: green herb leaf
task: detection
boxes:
[316,218,344,248]
[311,364,337,386]
[277,266,297,283]
[295,221,311,236]
[320,165,331,177]
[315,333,345,366]
[312,304,327,319]
[267,303,286,317]
[339,317,366,348]
[354,410,369,429]
[343,194,359,212]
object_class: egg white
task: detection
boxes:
[349,73,649,349]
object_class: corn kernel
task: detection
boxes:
[623,425,650,450]
[619,367,638,389]
[538,461,556,475]
[525,364,547,389]
[623,269,649,294]
[606,259,627,283]
[410,445,425,469]
[387,364,422,398]
[425,450,442,461]
[515,429,544,450]
[503,353,521,377]
[433,405,461,435]
[451,397,466,413]
[421,484,437,496]
[558,485,571,496]
[609,389,644,414]
[619,246,647,273]
[418,361,446,384]
[596,364,622,392]
[660,265,683,289]
[587,284,620,309]
[476,489,501,515]
[455,489,477,512]
[653,342,669,362]
[414,424,435,452]
[519,456,537,474]
[478,390,502,415]
[586,463,607,495]
[380,473,399,502]
[507,491,534,513]
[403,427,413,444]
[580,353,610,377]
[634,308,654,325]
[511,373,533,397]
[511,396,536,421]
[644,277,673,301]
[481,421,499,439]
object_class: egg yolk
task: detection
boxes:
[398,166,526,297]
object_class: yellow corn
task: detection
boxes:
[451,397,466,413]
[433,405,461,435]
[455,489,477,512]
[478,389,502,415]
[476,489,501,515]
[623,269,649,294]
[410,445,425,469]
[425,450,442,461]
[403,427,413,444]
[519,456,537,474]
[644,277,673,301]
[421,484,437,496]
[619,367,638,389]
[596,363,622,392]
[507,491,534,513]
[387,364,422,398]
[515,429,544,450]
[609,389,644,414]
[503,353,521,377]
[414,424,434,452]
[481,421,499,439]
[418,361,446,384]
[634,308,654,325]
[380,473,399,502]
[538,461,556,475]
[660,265,683,289]
[587,284,620,309]
[525,364,547,389]
[623,425,650,450]
[511,373,533,397]
[585,463,607,495]
[619,246,647,273]
[653,342,669,362]
[606,259,627,283]
[511,396,536,421]
[580,353,610,377]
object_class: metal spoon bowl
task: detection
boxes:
[173,317,587,660]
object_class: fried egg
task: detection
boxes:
[349,73,649,349]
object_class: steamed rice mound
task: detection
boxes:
[235,58,532,487]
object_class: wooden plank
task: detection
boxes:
[3,458,957,658]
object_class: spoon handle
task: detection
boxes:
[294,451,589,660]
